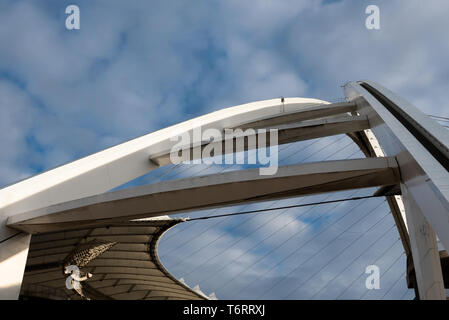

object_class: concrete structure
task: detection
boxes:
[0,81,448,299]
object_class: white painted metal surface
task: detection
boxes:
[8,157,399,234]
[344,80,449,300]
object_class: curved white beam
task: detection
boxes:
[345,80,449,300]
[345,81,449,252]
[0,97,329,299]
[0,98,328,218]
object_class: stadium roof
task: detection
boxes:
[20,216,211,300]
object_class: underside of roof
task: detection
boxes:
[20,217,208,300]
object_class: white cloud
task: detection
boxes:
[0,80,36,183]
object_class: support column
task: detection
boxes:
[0,226,30,299]
[401,184,445,300]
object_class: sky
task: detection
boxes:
[1,0,448,299]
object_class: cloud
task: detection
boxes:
[0,80,36,183]
[282,0,449,113]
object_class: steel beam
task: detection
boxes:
[344,80,449,300]
[7,157,399,234]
